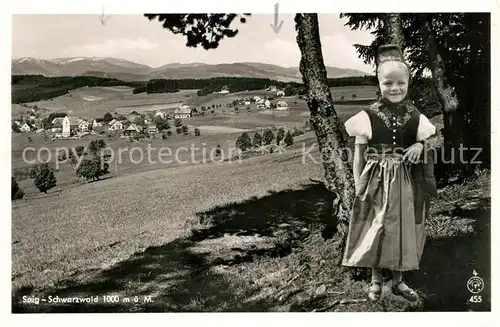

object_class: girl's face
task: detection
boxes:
[378,62,409,103]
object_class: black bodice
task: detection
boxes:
[363,108,420,149]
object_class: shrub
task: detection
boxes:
[235,132,252,152]
[33,163,57,193]
[11,177,24,200]
[276,127,286,145]
[194,128,200,136]
[291,127,304,137]
[12,122,20,133]
[103,112,113,123]
[174,118,183,127]
[253,132,262,148]
[263,129,274,145]
[76,157,109,182]
[284,132,294,146]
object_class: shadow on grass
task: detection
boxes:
[12,182,490,312]
[405,196,491,311]
[12,183,334,313]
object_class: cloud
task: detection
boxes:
[62,38,159,57]
[321,34,372,71]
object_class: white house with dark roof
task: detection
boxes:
[51,117,64,128]
[19,122,35,133]
[79,120,90,132]
[109,120,124,130]
[124,123,143,137]
[174,106,193,119]
[62,116,80,137]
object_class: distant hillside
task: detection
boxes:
[12,57,371,82]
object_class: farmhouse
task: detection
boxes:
[19,122,35,133]
[276,100,289,110]
[264,99,271,109]
[62,116,80,137]
[276,90,285,97]
[13,120,21,126]
[266,85,277,92]
[174,106,193,119]
[109,120,124,130]
[124,123,143,137]
[108,118,118,126]
[92,118,104,127]
[51,117,64,128]
[79,120,90,132]
[217,86,229,94]
[253,96,261,102]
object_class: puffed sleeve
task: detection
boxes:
[416,114,437,141]
[344,110,372,144]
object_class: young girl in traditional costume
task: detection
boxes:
[342,44,437,302]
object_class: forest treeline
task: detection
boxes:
[11,74,379,104]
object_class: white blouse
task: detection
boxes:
[344,110,436,145]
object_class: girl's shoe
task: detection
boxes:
[368,280,382,302]
[392,281,419,302]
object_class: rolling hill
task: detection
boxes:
[12,57,371,82]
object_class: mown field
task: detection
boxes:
[12,83,489,313]
[13,85,379,120]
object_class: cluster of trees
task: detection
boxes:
[132,79,179,94]
[59,139,109,181]
[11,162,58,199]
[11,75,143,103]
[11,138,113,200]
[235,127,297,152]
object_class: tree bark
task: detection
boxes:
[422,17,459,113]
[420,15,461,178]
[294,14,355,264]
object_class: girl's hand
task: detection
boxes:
[403,142,424,163]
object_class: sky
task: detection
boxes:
[12,14,376,73]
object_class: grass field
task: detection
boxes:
[12,83,489,312]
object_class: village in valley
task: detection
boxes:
[12,85,291,140]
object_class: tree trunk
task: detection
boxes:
[383,13,405,49]
[294,14,355,264]
[422,17,459,113]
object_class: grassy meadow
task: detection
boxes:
[11,84,490,312]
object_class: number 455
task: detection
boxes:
[469,295,482,303]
